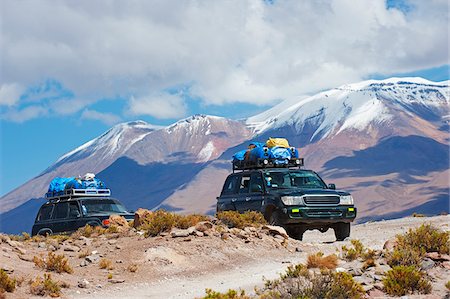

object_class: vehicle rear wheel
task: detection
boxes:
[334,223,350,241]
[38,229,52,236]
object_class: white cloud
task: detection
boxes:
[1,0,448,110]
[2,106,48,123]
[128,93,187,119]
[0,83,23,106]
[80,109,122,125]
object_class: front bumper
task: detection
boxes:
[278,206,357,225]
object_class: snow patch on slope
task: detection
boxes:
[197,141,215,162]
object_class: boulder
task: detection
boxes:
[420,258,435,270]
[170,229,190,238]
[262,225,289,239]
[109,215,129,232]
[382,238,397,252]
[109,278,125,284]
[63,245,81,252]
[1,266,14,274]
[78,279,89,288]
[425,252,450,261]
[134,208,152,228]
[195,221,213,232]
[442,261,450,269]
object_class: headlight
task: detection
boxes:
[340,195,354,205]
[281,196,304,206]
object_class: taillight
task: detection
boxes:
[102,219,110,226]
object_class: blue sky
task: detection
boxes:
[0,0,449,196]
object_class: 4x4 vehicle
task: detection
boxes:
[32,188,134,236]
[217,159,357,241]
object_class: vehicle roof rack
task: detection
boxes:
[232,158,304,172]
[45,188,111,203]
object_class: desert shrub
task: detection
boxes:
[78,249,90,259]
[216,211,267,229]
[386,246,422,268]
[48,234,70,244]
[412,213,425,217]
[33,252,73,274]
[128,264,138,273]
[73,225,106,238]
[446,280,450,291]
[382,265,431,296]
[201,288,250,299]
[107,273,113,279]
[137,210,209,237]
[307,252,338,270]
[0,270,16,293]
[396,224,449,254]
[99,259,114,270]
[362,258,376,270]
[341,239,364,261]
[29,273,61,297]
[260,267,364,299]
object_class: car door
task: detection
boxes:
[51,202,69,233]
[217,174,240,211]
[245,172,265,212]
[66,201,83,232]
[235,173,251,212]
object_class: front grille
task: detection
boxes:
[304,196,340,206]
[305,210,343,217]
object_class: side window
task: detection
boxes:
[239,175,251,194]
[68,202,81,218]
[250,173,264,193]
[38,205,53,221]
[221,175,239,195]
[53,202,69,219]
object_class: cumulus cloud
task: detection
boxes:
[80,109,122,125]
[1,0,448,112]
[128,93,187,119]
[0,83,23,106]
[2,106,48,123]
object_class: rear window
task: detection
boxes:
[37,205,53,221]
[221,175,240,195]
[53,202,69,219]
[80,199,127,215]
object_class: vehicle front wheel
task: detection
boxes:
[286,226,305,241]
[268,210,281,226]
[334,223,350,241]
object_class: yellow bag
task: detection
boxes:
[266,137,290,148]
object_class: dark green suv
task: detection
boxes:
[217,166,357,241]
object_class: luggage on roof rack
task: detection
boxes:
[45,174,110,201]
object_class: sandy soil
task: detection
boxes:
[1,215,449,299]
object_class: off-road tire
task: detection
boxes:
[286,226,305,241]
[334,223,350,241]
[268,210,281,226]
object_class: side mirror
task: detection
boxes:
[328,183,336,190]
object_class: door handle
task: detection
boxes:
[245,197,251,201]
[231,198,237,202]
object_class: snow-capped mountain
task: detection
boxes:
[1,77,448,234]
[248,77,449,142]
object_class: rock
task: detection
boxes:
[335,267,347,273]
[425,252,450,261]
[107,240,117,245]
[109,278,125,284]
[134,208,152,228]
[363,284,375,292]
[221,233,231,240]
[115,245,122,250]
[170,229,190,238]
[1,266,14,274]
[187,227,197,235]
[348,268,364,276]
[19,254,34,262]
[354,275,373,286]
[80,260,88,267]
[420,258,435,270]
[63,245,80,252]
[48,245,57,252]
[79,236,92,246]
[109,215,129,232]
[295,247,303,252]
[442,261,450,269]
[194,221,213,232]
[116,260,123,264]
[374,264,391,275]
[262,225,289,239]
[85,255,100,263]
[194,231,204,237]
[367,288,385,298]
[13,247,26,255]
[38,242,46,248]
[229,228,242,235]
[78,279,90,288]
[383,238,397,252]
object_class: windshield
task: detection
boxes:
[80,199,128,215]
[264,170,327,189]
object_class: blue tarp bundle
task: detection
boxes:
[47,176,107,195]
[232,140,299,165]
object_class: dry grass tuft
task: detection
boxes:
[201,288,250,299]
[0,270,16,293]
[383,265,431,296]
[306,252,338,270]
[216,211,267,229]
[99,259,114,270]
[128,264,138,273]
[29,273,62,297]
[33,252,73,274]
